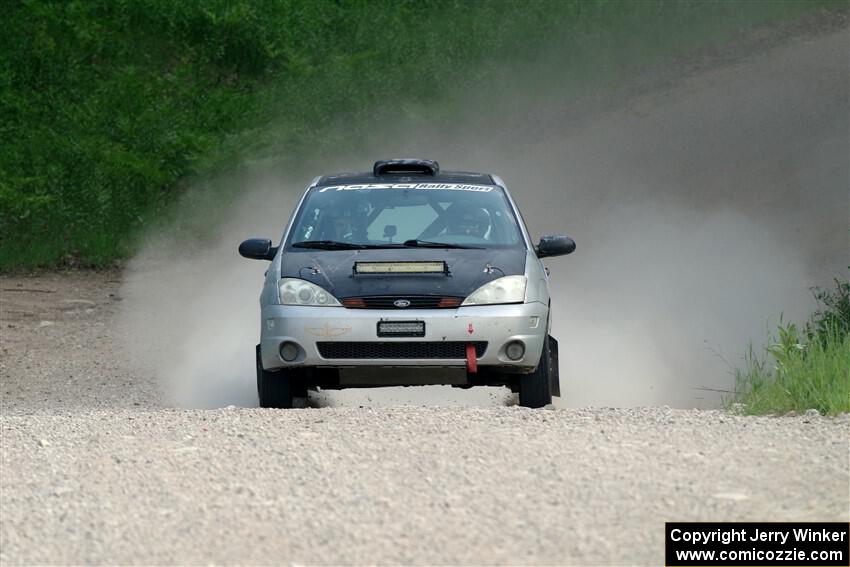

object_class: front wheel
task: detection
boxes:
[256,345,293,408]
[518,338,553,408]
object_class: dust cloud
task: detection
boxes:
[118,27,848,409]
[118,172,317,408]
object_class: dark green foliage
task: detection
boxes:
[807,276,850,346]
[1,0,840,269]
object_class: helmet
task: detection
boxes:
[449,207,490,238]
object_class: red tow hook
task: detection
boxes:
[465,343,478,373]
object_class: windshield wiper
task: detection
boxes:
[402,239,482,249]
[292,240,401,250]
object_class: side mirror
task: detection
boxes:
[536,234,576,258]
[239,238,277,261]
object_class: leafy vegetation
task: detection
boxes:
[732,278,850,416]
[1,0,841,269]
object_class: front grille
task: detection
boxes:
[342,295,462,309]
[317,341,487,359]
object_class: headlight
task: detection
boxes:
[461,275,527,306]
[278,278,341,306]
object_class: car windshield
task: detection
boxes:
[286,184,525,249]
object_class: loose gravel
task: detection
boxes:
[2,272,848,565]
[2,407,848,565]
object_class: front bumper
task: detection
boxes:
[260,302,549,373]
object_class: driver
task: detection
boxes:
[445,207,491,239]
[326,201,370,241]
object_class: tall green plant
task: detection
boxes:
[807,277,850,345]
[732,278,850,416]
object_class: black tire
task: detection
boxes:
[256,345,293,409]
[518,338,553,408]
[291,381,309,399]
[548,335,561,398]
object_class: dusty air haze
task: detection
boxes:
[118,27,849,409]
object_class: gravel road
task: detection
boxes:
[2,404,847,565]
[2,271,848,565]
[2,20,850,567]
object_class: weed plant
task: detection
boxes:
[732,278,850,416]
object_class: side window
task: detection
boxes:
[514,206,532,245]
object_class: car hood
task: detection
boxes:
[280,247,527,299]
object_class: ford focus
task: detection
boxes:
[239,159,575,408]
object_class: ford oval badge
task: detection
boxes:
[393,299,411,308]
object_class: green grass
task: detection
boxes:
[1,0,844,270]
[732,279,850,416]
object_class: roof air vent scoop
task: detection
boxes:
[373,159,439,176]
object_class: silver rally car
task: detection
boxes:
[239,159,575,408]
